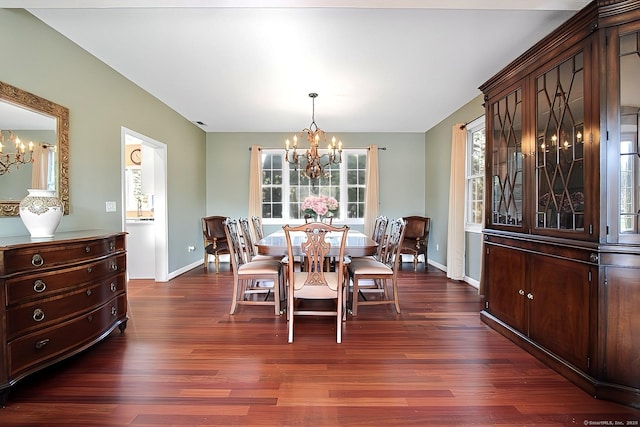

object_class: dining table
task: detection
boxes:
[256,229,377,258]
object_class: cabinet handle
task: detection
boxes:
[31,254,44,267]
[87,315,93,322]
[86,289,92,296]
[85,246,91,253]
[110,263,118,271]
[87,267,93,273]
[109,241,115,252]
[33,308,45,322]
[35,339,50,349]
[110,282,117,292]
[589,253,599,263]
[518,289,525,296]
[111,306,117,316]
[33,279,47,293]
[527,293,534,300]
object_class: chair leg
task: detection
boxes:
[204,252,209,271]
[229,277,240,314]
[392,276,401,314]
[413,254,418,272]
[337,283,343,344]
[352,276,359,317]
[215,254,220,273]
[273,274,281,316]
[288,289,294,343]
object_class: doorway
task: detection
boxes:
[122,127,168,282]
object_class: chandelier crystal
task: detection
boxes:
[0,130,34,175]
[284,93,342,181]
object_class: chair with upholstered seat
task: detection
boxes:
[251,215,265,242]
[347,217,406,317]
[201,215,230,273]
[283,222,349,343]
[224,219,284,316]
[399,215,430,271]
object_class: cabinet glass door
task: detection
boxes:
[491,88,523,227]
[619,30,640,240]
[535,52,585,231]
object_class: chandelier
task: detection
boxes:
[0,130,34,175]
[284,93,342,181]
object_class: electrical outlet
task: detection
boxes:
[187,245,195,252]
[105,201,117,212]
[436,244,440,251]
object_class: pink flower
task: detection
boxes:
[302,195,338,217]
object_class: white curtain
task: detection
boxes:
[30,144,49,190]
[446,124,466,280]
[363,144,379,237]
[248,145,262,222]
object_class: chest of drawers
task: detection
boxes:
[0,231,128,406]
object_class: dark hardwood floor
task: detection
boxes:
[2,262,639,426]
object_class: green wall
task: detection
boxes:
[0,9,207,273]
[206,132,426,235]
[425,94,485,281]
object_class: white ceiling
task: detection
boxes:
[14,1,590,133]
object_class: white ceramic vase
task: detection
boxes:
[19,189,63,238]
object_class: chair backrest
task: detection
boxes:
[403,216,430,243]
[223,218,247,272]
[238,217,257,261]
[371,215,389,258]
[251,216,264,241]
[380,218,407,269]
[283,222,349,286]
[202,216,227,241]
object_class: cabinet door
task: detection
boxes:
[602,266,640,389]
[484,244,527,333]
[614,23,640,244]
[528,254,591,372]
[488,86,525,230]
[534,50,587,234]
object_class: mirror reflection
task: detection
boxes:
[0,81,69,216]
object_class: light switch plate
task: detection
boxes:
[105,201,117,212]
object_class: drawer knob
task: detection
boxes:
[33,308,45,322]
[110,263,118,271]
[589,253,599,263]
[87,315,93,322]
[85,246,91,253]
[33,280,47,293]
[111,306,117,316]
[109,242,115,252]
[86,289,92,296]
[31,254,44,267]
[518,289,525,296]
[87,267,93,273]
[35,339,50,349]
[527,293,534,300]
[110,282,117,292]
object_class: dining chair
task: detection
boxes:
[347,217,407,317]
[399,216,431,271]
[283,222,349,343]
[224,219,284,316]
[201,215,230,273]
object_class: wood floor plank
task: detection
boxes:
[1,263,638,426]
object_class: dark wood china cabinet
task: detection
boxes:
[480,0,640,408]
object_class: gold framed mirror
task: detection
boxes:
[0,81,69,216]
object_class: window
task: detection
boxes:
[260,149,367,224]
[465,117,486,232]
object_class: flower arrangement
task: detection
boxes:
[301,195,339,219]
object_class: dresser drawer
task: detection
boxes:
[6,274,126,341]
[2,235,124,276]
[5,253,126,306]
[8,294,127,379]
